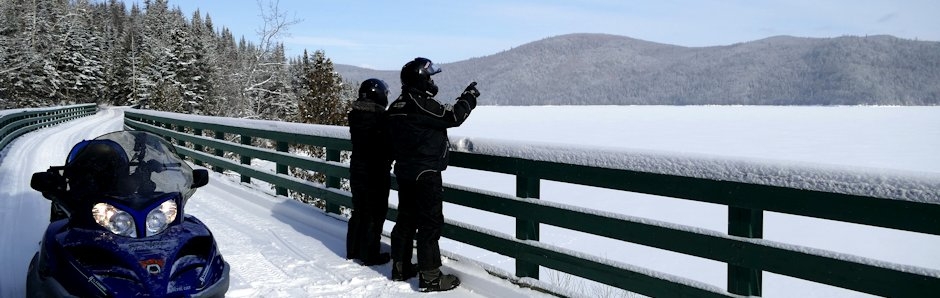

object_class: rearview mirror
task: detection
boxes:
[192,169,209,188]
[31,171,65,197]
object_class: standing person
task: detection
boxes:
[387,57,480,292]
[346,78,393,266]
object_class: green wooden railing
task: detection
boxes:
[0,104,98,153]
[124,109,940,297]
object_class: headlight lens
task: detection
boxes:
[92,203,137,237]
[146,200,178,237]
[92,199,178,238]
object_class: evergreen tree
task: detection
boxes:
[290,49,354,206]
[137,0,174,110]
[100,0,131,106]
[187,10,215,115]
[0,0,357,124]
[297,50,349,126]
[1,0,66,106]
[0,0,24,106]
[54,0,104,103]
[209,27,242,117]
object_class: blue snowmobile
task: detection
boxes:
[27,130,229,297]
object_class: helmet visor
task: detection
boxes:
[425,61,442,76]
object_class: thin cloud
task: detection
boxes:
[284,36,361,48]
[877,12,898,24]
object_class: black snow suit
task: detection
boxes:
[346,99,393,262]
[387,87,476,271]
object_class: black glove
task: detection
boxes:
[462,82,480,98]
[459,82,479,109]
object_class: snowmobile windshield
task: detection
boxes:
[84,131,195,205]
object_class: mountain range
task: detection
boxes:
[335,33,940,106]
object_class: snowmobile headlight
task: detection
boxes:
[146,200,178,237]
[92,203,137,237]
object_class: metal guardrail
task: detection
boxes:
[0,104,98,154]
[124,109,940,297]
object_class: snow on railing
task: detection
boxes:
[0,104,97,154]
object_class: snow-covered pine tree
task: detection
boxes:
[97,0,133,107]
[209,27,242,117]
[297,49,348,126]
[165,25,203,113]
[0,0,24,107]
[0,0,66,107]
[290,49,354,206]
[186,10,216,115]
[137,0,175,111]
[264,43,295,120]
[54,0,105,104]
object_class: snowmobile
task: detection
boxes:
[27,130,229,297]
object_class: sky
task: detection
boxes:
[117,0,940,70]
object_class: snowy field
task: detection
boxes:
[1,105,939,297]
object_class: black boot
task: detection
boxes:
[360,252,390,266]
[391,261,417,281]
[419,268,460,292]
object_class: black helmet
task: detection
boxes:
[400,57,441,95]
[358,78,389,106]
[63,139,130,194]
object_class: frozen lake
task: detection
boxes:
[435,105,940,297]
[451,105,940,173]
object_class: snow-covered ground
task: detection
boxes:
[1,105,938,297]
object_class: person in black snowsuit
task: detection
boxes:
[387,57,480,292]
[346,78,393,266]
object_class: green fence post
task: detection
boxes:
[240,135,252,184]
[516,174,540,279]
[728,206,762,296]
[193,129,204,167]
[213,131,225,173]
[175,125,186,147]
[275,141,288,197]
[325,148,342,214]
[162,123,173,143]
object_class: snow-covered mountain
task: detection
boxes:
[336,33,940,106]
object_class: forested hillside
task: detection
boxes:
[3,1,937,108]
[1,0,353,207]
[337,34,940,106]
[0,0,351,124]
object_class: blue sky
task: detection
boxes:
[121,0,940,70]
